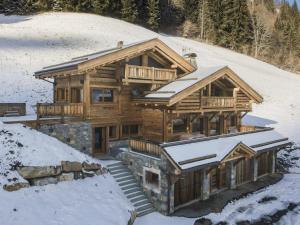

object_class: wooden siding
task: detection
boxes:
[142,109,164,142]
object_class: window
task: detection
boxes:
[109,126,117,139]
[92,89,114,103]
[56,88,66,101]
[122,124,139,137]
[71,88,82,103]
[144,169,160,192]
[173,118,187,133]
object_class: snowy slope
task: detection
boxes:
[0,12,299,143]
[0,121,132,225]
[0,176,133,225]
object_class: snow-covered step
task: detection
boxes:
[108,162,155,217]
[112,172,132,179]
[121,183,138,191]
[133,199,150,207]
[124,187,140,195]
[126,191,143,199]
[136,203,153,212]
[137,208,155,217]
[116,175,135,182]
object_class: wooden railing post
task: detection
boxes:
[61,104,65,123]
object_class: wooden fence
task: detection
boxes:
[128,138,162,157]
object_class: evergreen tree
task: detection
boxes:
[183,0,199,23]
[53,0,64,11]
[92,0,110,15]
[147,0,160,31]
[197,0,214,41]
[121,0,138,23]
[76,0,92,12]
[208,0,223,44]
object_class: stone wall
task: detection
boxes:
[39,122,93,155]
[4,161,105,192]
[116,150,170,215]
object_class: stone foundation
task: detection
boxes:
[116,150,170,215]
[38,122,93,155]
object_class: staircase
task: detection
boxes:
[107,162,155,217]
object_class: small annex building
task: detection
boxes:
[32,38,290,216]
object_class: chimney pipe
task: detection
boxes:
[117,41,124,48]
[183,52,198,69]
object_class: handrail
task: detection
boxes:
[37,103,83,119]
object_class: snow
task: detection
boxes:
[164,129,288,170]
[0,12,299,143]
[146,66,225,98]
[0,121,116,187]
[0,120,132,225]
[0,12,300,225]
[0,175,133,225]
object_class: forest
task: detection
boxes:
[0,0,299,73]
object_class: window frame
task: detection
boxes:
[143,167,160,193]
[121,124,140,138]
[91,88,114,104]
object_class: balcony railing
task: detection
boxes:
[124,65,176,83]
[201,97,235,108]
[37,103,83,118]
[128,138,162,158]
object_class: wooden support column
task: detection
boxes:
[252,157,258,181]
[83,73,90,119]
[219,114,225,135]
[67,75,71,103]
[227,161,236,189]
[202,169,210,200]
[271,151,276,173]
[208,84,211,97]
[204,116,209,136]
[142,54,148,66]
[162,109,168,142]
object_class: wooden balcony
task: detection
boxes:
[37,103,83,118]
[123,65,177,84]
[128,138,162,157]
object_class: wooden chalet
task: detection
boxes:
[34,38,290,215]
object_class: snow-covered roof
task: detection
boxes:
[163,129,289,171]
[146,66,225,99]
[35,39,153,75]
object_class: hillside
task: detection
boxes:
[0,12,300,144]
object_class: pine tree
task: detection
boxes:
[53,0,64,11]
[197,0,214,41]
[147,0,160,31]
[92,0,110,15]
[208,0,223,44]
[183,0,199,23]
[121,0,138,23]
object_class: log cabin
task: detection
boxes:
[34,38,290,215]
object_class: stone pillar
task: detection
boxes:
[169,183,175,214]
[253,157,258,182]
[202,169,210,200]
[228,161,236,189]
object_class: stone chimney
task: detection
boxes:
[117,41,124,48]
[183,52,198,69]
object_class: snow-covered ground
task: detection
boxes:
[0,175,133,225]
[0,120,132,225]
[0,12,299,143]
